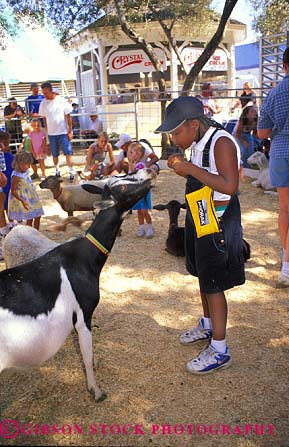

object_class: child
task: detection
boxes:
[20,125,40,180]
[29,118,47,179]
[83,131,115,179]
[8,152,44,230]
[127,141,154,239]
[156,96,245,374]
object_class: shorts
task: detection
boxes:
[131,191,152,211]
[269,157,289,187]
[48,134,72,157]
[185,194,245,294]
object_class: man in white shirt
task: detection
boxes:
[81,114,103,139]
[39,82,74,182]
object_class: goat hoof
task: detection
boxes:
[96,392,107,402]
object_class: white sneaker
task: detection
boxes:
[186,345,232,375]
[136,226,145,237]
[180,318,212,345]
[146,226,154,239]
[276,271,289,288]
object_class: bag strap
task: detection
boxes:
[202,128,219,168]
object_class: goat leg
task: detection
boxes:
[75,321,107,402]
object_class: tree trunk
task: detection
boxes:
[182,0,238,94]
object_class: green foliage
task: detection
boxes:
[252,0,289,36]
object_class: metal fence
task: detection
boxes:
[0,87,271,155]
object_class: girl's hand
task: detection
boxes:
[22,200,29,210]
[167,154,184,169]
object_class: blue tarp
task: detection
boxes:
[235,42,260,70]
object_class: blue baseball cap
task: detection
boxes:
[155,96,204,133]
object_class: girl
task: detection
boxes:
[127,141,154,239]
[156,96,245,374]
[83,131,115,179]
[233,105,260,168]
[8,152,44,230]
[29,118,47,179]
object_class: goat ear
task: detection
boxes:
[181,203,187,209]
[153,204,167,210]
[81,184,104,195]
[93,199,116,210]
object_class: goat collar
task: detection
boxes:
[53,184,63,200]
[85,233,110,256]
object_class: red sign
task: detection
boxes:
[109,49,166,74]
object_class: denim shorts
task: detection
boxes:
[269,157,289,187]
[48,134,72,157]
[185,194,245,294]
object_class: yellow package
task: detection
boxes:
[186,186,220,238]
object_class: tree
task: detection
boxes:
[1,0,239,157]
[251,0,289,37]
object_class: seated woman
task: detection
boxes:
[233,105,260,168]
[83,132,115,179]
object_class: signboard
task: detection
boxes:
[181,47,227,72]
[108,48,167,75]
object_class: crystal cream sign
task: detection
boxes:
[181,47,227,72]
[109,49,167,75]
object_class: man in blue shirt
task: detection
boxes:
[25,83,44,125]
[258,47,289,288]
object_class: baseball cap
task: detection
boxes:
[8,97,17,103]
[30,82,39,89]
[115,133,132,148]
[155,96,205,133]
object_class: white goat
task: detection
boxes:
[39,176,108,216]
[0,169,156,402]
[247,152,274,191]
[3,226,59,268]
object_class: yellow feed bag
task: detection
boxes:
[186,185,220,238]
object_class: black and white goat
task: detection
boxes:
[153,200,186,257]
[0,169,156,402]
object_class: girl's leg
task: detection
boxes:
[206,292,227,341]
[143,210,152,225]
[33,217,41,230]
[137,210,145,225]
[136,210,145,237]
[39,159,46,177]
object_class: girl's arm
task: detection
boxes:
[30,139,37,159]
[0,171,7,188]
[235,120,249,148]
[169,136,239,196]
[85,144,95,169]
[107,143,115,166]
[10,176,29,209]
[146,151,159,167]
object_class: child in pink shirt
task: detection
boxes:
[30,118,47,179]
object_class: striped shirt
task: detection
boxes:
[258,74,289,159]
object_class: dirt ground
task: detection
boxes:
[0,163,288,447]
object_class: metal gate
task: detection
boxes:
[260,32,289,97]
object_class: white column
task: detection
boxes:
[227,43,236,91]
[170,45,179,98]
[97,40,108,105]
